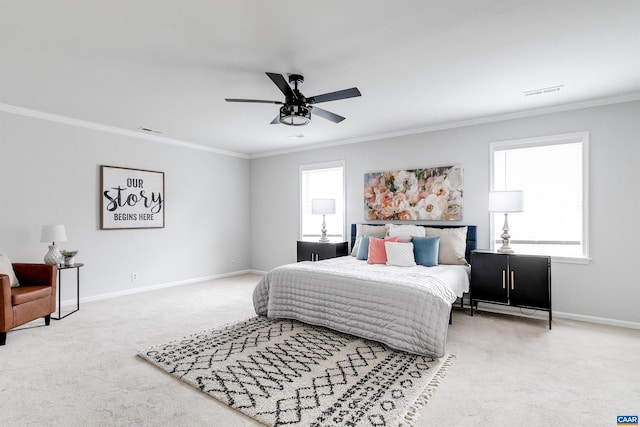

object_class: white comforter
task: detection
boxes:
[253,256,470,357]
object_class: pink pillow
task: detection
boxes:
[367,236,399,264]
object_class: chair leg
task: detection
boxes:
[45,315,51,326]
[0,332,6,346]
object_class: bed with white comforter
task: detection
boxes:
[253,256,470,357]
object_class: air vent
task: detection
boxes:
[137,127,164,135]
[524,85,564,97]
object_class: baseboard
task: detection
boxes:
[472,303,640,330]
[552,310,640,330]
[59,269,255,308]
[250,270,268,275]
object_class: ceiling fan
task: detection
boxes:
[225,72,361,126]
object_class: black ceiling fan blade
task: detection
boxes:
[266,72,297,101]
[307,87,361,104]
[310,106,345,123]
[225,98,283,104]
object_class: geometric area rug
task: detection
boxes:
[138,316,455,427]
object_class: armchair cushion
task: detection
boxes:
[12,286,53,305]
[0,254,20,287]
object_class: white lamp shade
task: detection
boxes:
[40,224,67,243]
[311,198,336,215]
[488,191,524,213]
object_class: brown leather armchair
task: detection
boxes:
[1,263,57,345]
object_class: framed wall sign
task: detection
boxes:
[100,165,165,229]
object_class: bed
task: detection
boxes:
[253,224,477,357]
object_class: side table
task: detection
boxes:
[53,263,84,320]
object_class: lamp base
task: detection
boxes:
[318,214,330,243]
[496,245,515,254]
[497,213,515,253]
[44,243,62,265]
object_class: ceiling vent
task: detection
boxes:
[524,85,564,97]
[137,127,164,135]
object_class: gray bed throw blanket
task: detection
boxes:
[253,257,457,357]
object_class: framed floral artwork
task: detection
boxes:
[364,165,463,221]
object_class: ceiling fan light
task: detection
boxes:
[279,105,311,126]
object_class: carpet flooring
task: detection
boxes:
[2,273,639,426]
[139,316,454,426]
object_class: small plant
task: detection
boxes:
[60,249,79,258]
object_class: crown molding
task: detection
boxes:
[0,103,249,159]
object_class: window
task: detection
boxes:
[490,132,589,261]
[300,161,345,242]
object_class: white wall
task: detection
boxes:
[0,111,251,303]
[250,100,640,325]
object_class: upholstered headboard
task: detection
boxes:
[350,223,477,263]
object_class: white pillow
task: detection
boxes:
[385,242,417,267]
[386,224,426,238]
[0,254,20,288]
[351,224,387,256]
[425,227,468,265]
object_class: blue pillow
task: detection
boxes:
[413,236,440,267]
[356,235,371,260]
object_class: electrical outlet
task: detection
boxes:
[131,273,138,282]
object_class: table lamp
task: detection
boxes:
[311,199,336,243]
[41,224,67,264]
[489,191,524,253]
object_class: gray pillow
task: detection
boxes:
[350,224,387,256]
[425,227,468,265]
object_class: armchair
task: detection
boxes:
[1,263,57,345]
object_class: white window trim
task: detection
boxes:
[489,132,590,264]
[299,160,346,242]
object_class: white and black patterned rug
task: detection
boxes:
[138,316,454,427]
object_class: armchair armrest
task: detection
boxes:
[12,263,57,288]
[1,275,13,330]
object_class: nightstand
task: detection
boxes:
[470,250,552,329]
[297,241,349,262]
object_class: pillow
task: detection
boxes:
[412,236,440,267]
[385,242,417,267]
[367,236,398,264]
[356,235,371,260]
[425,227,468,265]
[0,254,20,288]
[386,224,426,238]
[351,224,387,256]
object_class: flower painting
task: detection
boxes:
[364,165,463,221]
